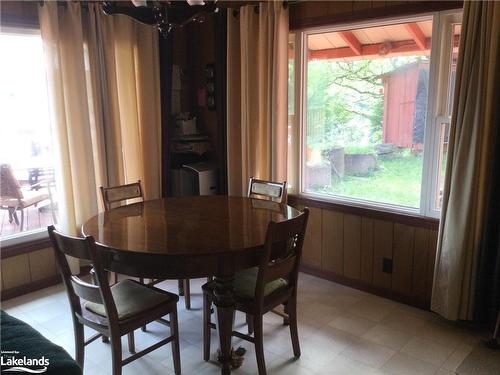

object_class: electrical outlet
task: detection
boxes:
[382,258,393,274]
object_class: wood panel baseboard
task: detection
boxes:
[1,265,92,302]
[300,264,429,310]
[1,274,61,301]
[1,238,53,259]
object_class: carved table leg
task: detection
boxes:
[214,273,235,375]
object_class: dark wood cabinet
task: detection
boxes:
[160,11,227,198]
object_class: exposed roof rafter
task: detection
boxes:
[339,31,362,56]
[308,38,432,60]
[404,23,427,50]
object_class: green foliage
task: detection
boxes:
[344,145,375,155]
[305,55,427,150]
[288,59,295,115]
[368,96,384,144]
[314,153,423,208]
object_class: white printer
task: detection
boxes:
[180,161,218,196]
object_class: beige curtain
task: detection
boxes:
[38,2,100,240]
[227,2,289,196]
[88,6,161,199]
[38,3,161,271]
[432,0,500,320]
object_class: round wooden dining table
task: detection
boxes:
[82,195,301,374]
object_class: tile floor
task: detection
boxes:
[1,273,485,375]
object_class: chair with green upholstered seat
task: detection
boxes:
[48,225,181,375]
[247,177,289,328]
[201,208,309,375]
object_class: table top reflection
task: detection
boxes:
[82,196,300,256]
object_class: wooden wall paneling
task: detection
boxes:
[1,254,31,290]
[387,1,409,7]
[214,10,228,194]
[291,196,440,308]
[289,1,462,30]
[28,248,57,282]
[172,29,191,112]
[300,206,322,268]
[288,195,439,230]
[292,1,320,19]
[392,223,415,295]
[321,209,344,275]
[360,216,374,283]
[343,213,362,280]
[371,0,387,8]
[426,229,439,303]
[372,219,393,289]
[327,1,354,15]
[0,1,38,27]
[352,1,372,12]
[411,227,430,306]
[159,29,174,197]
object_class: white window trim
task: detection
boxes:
[0,25,40,36]
[291,11,462,218]
[422,11,462,218]
[288,31,303,195]
[0,229,49,248]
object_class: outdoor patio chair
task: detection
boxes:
[0,164,54,232]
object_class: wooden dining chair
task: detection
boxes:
[247,177,288,204]
[100,181,144,285]
[247,177,289,326]
[48,225,181,375]
[100,181,144,211]
[100,181,193,310]
[202,208,309,375]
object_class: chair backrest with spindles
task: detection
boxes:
[254,208,309,305]
[247,177,288,204]
[100,181,143,211]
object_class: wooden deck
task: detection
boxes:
[0,204,56,238]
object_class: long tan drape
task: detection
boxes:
[38,3,161,270]
[227,2,289,196]
[432,0,500,321]
[89,7,161,198]
[39,2,100,242]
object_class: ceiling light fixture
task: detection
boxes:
[103,1,218,37]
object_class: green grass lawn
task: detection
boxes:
[317,153,423,208]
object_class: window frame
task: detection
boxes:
[291,10,462,218]
[420,11,462,218]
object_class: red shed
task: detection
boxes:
[380,61,429,149]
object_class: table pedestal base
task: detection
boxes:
[214,274,235,375]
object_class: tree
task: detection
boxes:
[306,55,425,150]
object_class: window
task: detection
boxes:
[0,28,59,242]
[290,12,461,217]
[426,21,461,213]
[288,33,297,191]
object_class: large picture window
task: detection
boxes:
[0,28,59,242]
[291,12,461,217]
